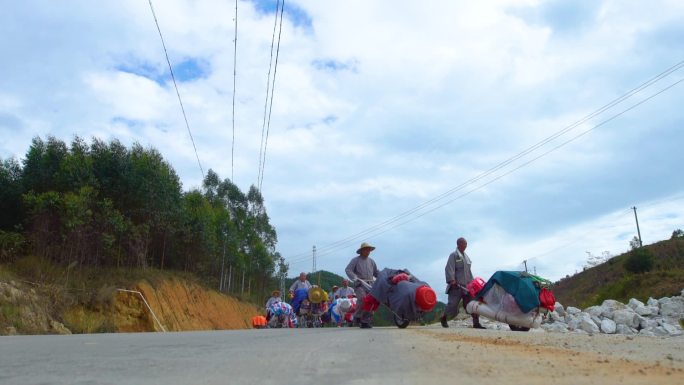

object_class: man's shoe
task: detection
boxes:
[440,315,449,328]
[473,323,486,329]
[360,322,372,329]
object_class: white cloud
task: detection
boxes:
[1,0,683,300]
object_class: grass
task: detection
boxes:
[62,305,116,334]
[0,264,16,281]
[553,238,684,308]
[1,304,24,329]
[575,269,684,308]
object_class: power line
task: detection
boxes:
[314,76,683,258]
[258,0,286,192]
[257,0,283,190]
[146,0,204,180]
[231,0,238,181]
[524,209,632,261]
[638,193,684,209]
[286,70,684,265]
[286,60,684,261]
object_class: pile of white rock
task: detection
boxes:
[542,288,684,337]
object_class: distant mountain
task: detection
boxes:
[551,237,684,308]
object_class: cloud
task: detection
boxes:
[1,0,683,300]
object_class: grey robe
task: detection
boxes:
[444,250,473,286]
[337,286,354,298]
[289,279,312,292]
[345,256,379,286]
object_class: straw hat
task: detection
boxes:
[356,242,376,254]
[308,287,326,304]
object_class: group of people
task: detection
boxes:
[263,272,356,328]
[265,237,482,329]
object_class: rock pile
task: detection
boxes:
[541,289,684,337]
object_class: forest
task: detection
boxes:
[0,136,286,298]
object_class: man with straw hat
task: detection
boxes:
[265,290,282,310]
[345,242,379,328]
[329,285,339,300]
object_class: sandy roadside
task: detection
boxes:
[404,326,684,384]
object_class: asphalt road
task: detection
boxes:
[2,326,683,385]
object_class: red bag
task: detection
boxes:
[391,273,410,284]
[539,287,556,311]
[362,295,380,312]
[466,277,486,297]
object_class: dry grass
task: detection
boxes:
[552,238,684,308]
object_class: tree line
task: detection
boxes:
[0,136,287,297]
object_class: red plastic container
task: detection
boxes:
[467,277,486,297]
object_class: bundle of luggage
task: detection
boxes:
[266,300,297,328]
[292,287,329,328]
[329,296,357,326]
[362,268,438,328]
[465,271,556,331]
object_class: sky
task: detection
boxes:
[1,0,683,301]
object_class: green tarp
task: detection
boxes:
[477,271,541,313]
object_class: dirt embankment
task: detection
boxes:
[112,278,259,332]
[1,276,260,335]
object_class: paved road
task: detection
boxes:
[1,326,683,385]
[1,327,423,385]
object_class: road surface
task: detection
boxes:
[1,326,683,384]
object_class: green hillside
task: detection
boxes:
[552,237,684,309]
[285,270,346,293]
[285,270,445,326]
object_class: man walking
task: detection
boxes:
[289,272,312,295]
[440,237,484,329]
[337,279,354,298]
[345,242,379,328]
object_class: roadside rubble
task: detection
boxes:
[448,288,684,337]
[542,289,684,337]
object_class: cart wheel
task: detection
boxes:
[508,324,530,332]
[394,315,410,329]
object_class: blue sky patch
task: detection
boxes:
[173,58,211,82]
[323,115,337,125]
[116,62,168,85]
[312,59,357,72]
[509,0,600,35]
[112,116,142,127]
[116,58,210,85]
[0,113,22,131]
[250,0,313,30]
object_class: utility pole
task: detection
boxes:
[219,229,226,292]
[312,245,317,274]
[632,206,643,247]
[523,260,528,273]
